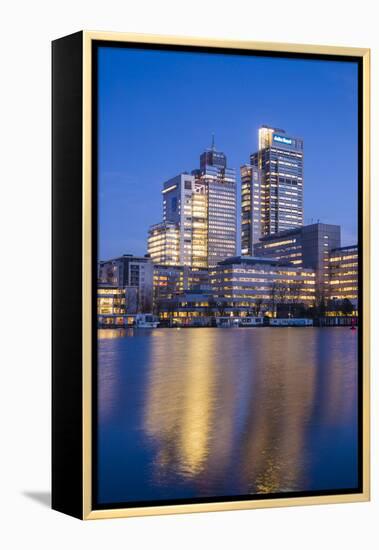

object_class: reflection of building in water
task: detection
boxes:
[236,332,317,493]
[143,329,359,495]
[308,329,358,428]
[144,331,216,477]
[143,329,323,494]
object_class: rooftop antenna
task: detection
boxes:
[211,133,215,150]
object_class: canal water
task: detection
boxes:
[97,327,358,505]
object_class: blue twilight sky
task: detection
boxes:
[98,46,359,260]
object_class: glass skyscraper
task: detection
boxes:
[148,141,236,269]
[192,140,237,267]
[241,126,304,255]
[148,173,208,268]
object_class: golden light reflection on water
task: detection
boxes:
[97,327,358,500]
[144,332,216,478]
[98,328,127,339]
[141,328,357,495]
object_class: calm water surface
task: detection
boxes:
[97,327,358,504]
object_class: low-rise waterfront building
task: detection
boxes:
[153,265,210,302]
[211,256,316,315]
[157,290,215,326]
[329,245,358,309]
[97,285,138,327]
[157,257,316,323]
[98,254,153,312]
[254,222,341,297]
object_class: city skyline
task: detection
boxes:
[98,46,358,260]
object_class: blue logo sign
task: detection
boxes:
[273,134,292,145]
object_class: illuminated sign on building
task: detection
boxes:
[273,134,293,145]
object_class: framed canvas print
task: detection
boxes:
[52,31,370,520]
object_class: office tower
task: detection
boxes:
[149,174,208,268]
[241,165,262,255]
[148,140,236,269]
[254,223,341,297]
[192,139,237,267]
[329,245,358,307]
[98,254,153,312]
[241,126,304,254]
[147,221,180,265]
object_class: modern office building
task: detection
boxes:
[210,256,316,314]
[241,126,304,254]
[98,254,153,312]
[156,257,316,323]
[153,265,210,302]
[329,245,358,307]
[192,140,237,266]
[148,141,236,269]
[254,223,341,297]
[147,221,180,266]
[148,173,208,268]
[157,290,215,326]
[97,284,138,327]
[241,164,262,255]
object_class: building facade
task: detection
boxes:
[192,141,237,266]
[97,285,138,326]
[148,173,208,268]
[147,221,180,265]
[210,256,316,314]
[241,164,262,255]
[153,264,210,303]
[98,255,153,312]
[254,223,341,298]
[147,141,236,269]
[329,245,358,307]
[241,126,304,254]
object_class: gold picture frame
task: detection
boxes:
[52,31,370,520]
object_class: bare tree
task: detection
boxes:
[215,299,227,317]
[277,282,288,304]
[269,282,278,316]
[251,298,264,317]
[288,281,302,316]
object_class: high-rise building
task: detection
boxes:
[241,126,304,254]
[192,140,237,267]
[254,223,341,297]
[98,254,153,312]
[148,140,236,268]
[148,174,208,268]
[147,221,180,265]
[329,245,358,307]
[241,165,262,255]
